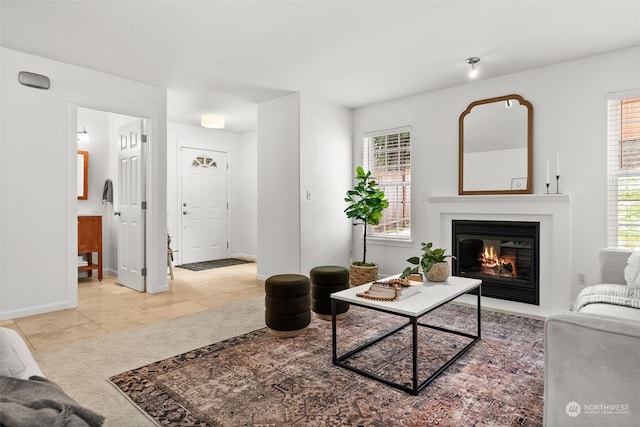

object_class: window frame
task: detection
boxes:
[362,126,412,242]
[607,91,640,249]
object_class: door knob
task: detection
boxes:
[183,202,187,207]
[183,211,192,215]
[114,211,121,216]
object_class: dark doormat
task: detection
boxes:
[176,258,254,272]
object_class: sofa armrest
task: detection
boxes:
[598,248,632,285]
[544,312,640,426]
[0,327,44,379]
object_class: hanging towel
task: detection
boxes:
[102,179,113,206]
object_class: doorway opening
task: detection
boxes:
[77,106,148,292]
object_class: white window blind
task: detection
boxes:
[363,126,411,240]
[607,94,640,248]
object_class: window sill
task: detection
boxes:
[364,237,413,248]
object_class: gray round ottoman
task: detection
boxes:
[310,265,350,321]
[265,274,311,337]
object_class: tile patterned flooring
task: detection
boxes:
[0,262,263,352]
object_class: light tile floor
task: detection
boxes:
[0,262,263,352]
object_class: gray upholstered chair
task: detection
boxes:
[544,249,640,426]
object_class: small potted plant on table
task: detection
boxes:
[344,166,389,286]
[400,242,456,282]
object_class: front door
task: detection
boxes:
[180,148,228,264]
[117,119,145,291]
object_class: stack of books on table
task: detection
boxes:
[364,279,421,300]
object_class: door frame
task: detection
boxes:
[70,103,152,301]
[176,145,230,266]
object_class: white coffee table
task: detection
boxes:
[331,276,481,395]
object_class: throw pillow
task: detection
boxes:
[623,250,640,289]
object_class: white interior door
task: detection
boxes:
[117,119,145,291]
[180,148,228,264]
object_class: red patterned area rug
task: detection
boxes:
[109,304,544,426]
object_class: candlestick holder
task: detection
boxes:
[556,175,560,194]
[546,182,550,194]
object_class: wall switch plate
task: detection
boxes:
[577,272,588,286]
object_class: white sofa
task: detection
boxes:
[0,327,105,426]
[544,248,640,426]
[0,327,44,380]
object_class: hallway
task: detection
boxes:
[0,263,262,351]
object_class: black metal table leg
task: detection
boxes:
[412,316,418,394]
[331,282,482,395]
[331,299,337,362]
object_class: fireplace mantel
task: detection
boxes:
[427,194,570,205]
[426,193,571,317]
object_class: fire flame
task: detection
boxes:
[480,245,517,278]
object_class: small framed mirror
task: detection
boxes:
[77,150,88,200]
[459,94,533,195]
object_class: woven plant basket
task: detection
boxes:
[426,262,450,282]
[349,264,378,286]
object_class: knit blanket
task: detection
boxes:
[574,284,640,312]
[0,376,104,426]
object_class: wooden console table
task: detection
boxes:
[78,215,102,281]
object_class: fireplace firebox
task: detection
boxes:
[452,220,539,305]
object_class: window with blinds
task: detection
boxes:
[607,94,640,249]
[363,127,411,240]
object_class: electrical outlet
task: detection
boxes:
[577,272,588,286]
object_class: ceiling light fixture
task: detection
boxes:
[201,113,225,129]
[77,127,90,142]
[466,57,480,79]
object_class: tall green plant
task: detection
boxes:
[344,166,389,265]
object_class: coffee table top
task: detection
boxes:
[331,276,481,317]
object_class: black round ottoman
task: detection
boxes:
[265,274,310,337]
[310,265,350,321]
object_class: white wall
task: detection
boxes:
[166,122,258,265]
[353,46,640,307]
[232,131,258,259]
[257,94,302,279]
[0,48,167,320]
[77,108,109,216]
[256,93,353,280]
[299,94,352,275]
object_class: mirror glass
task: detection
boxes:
[459,94,533,194]
[77,150,88,200]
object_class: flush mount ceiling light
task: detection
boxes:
[201,113,225,129]
[466,57,480,79]
[77,126,90,142]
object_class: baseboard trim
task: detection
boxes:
[0,300,73,321]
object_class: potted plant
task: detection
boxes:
[400,242,456,282]
[344,166,389,285]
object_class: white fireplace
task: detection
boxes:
[426,194,571,317]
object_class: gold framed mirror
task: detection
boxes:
[459,94,533,195]
[77,150,88,200]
